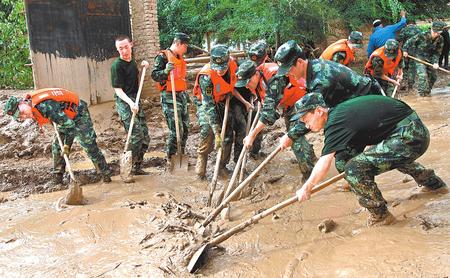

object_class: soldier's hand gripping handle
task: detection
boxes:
[214,131,222,150]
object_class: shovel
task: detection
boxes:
[120,67,146,181]
[188,172,346,273]
[207,95,231,207]
[53,122,83,205]
[215,98,257,205]
[169,71,189,172]
[391,80,400,99]
[238,100,261,185]
[408,55,450,74]
[202,145,282,227]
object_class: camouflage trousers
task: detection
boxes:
[284,108,317,181]
[416,63,437,96]
[376,78,396,97]
[194,98,233,167]
[52,101,110,176]
[116,99,150,168]
[338,112,445,216]
[161,90,190,158]
[403,58,416,89]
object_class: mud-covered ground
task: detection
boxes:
[0,70,450,277]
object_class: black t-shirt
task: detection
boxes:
[111,58,139,100]
[322,95,413,157]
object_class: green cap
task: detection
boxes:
[348,31,363,48]
[274,40,303,77]
[210,44,230,71]
[432,21,447,33]
[291,93,326,121]
[3,96,21,120]
[174,32,190,44]
[235,60,257,88]
[384,39,399,59]
[248,41,267,65]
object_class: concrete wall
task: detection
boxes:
[129,0,160,97]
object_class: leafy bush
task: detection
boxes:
[0,0,33,89]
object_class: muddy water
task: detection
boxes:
[1,90,450,277]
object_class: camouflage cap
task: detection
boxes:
[348,31,363,48]
[432,21,447,33]
[274,40,303,77]
[384,39,399,59]
[248,41,268,65]
[3,96,21,120]
[174,32,190,44]
[235,60,257,88]
[210,44,230,71]
[291,93,327,122]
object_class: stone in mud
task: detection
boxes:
[318,219,336,233]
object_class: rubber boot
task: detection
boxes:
[51,173,64,186]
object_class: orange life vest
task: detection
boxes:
[25,88,79,127]
[156,50,187,92]
[365,46,402,76]
[193,58,238,103]
[320,39,355,66]
[279,76,307,110]
[256,62,279,102]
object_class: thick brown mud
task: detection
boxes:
[1,73,450,277]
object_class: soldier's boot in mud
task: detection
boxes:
[367,209,396,227]
[102,173,112,183]
[420,185,449,194]
[195,154,207,180]
[132,164,149,176]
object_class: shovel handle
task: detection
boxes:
[408,55,450,74]
[210,172,345,246]
[124,66,147,152]
[207,95,231,206]
[53,122,76,181]
[170,71,183,161]
[202,145,282,226]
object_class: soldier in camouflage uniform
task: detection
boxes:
[3,91,112,185]
[295,93,447,227]
[151,33,191,163]
[397,22,421,90]
[364,39,404,96]
[111,35,150,178]
[193,45,253,179]
[244,40,383,181]
[403,22,447,97]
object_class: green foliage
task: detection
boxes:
[0,0,33,89]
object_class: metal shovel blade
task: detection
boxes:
[169,153,189,173]
[187,243,211,273]
[120,150,133,181]
[64,181,83,205]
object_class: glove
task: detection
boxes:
[214,133,222,150]
[164,62,174,75]
[63,144,70,156]
[432,63,439,70]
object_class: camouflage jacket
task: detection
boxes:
[403,31,443,64]
[199,74,229,133]
[397,25,421,44]
[371,55,404,78]
[151,51,170,85]
[35,99,87,144]
[288,59,381,139]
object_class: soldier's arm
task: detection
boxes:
[36,100,76,144]
[199,75,220,133]
[151,53,169,82]
[258,77,284,126]
[111,62,135,108]
[332,52,346,64]
[287,120,310,140]
[403,33,420,53]
[372,57,385,78]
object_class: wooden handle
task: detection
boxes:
[170,71,183,160]
[53,122,75,181]
[207,95,231,206]
[203,145,282,226]
[408,55,450,74]
[124,67,147,152]
[210,172,345,246]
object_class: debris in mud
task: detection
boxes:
[283,257,299,278]
[0,197,8,203]
[402,176,413,183]
[122,199,149,209]
[272,213,280,221]
[318,219,336,233]
[266,174,283,184]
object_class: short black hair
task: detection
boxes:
[115,34,131,43]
